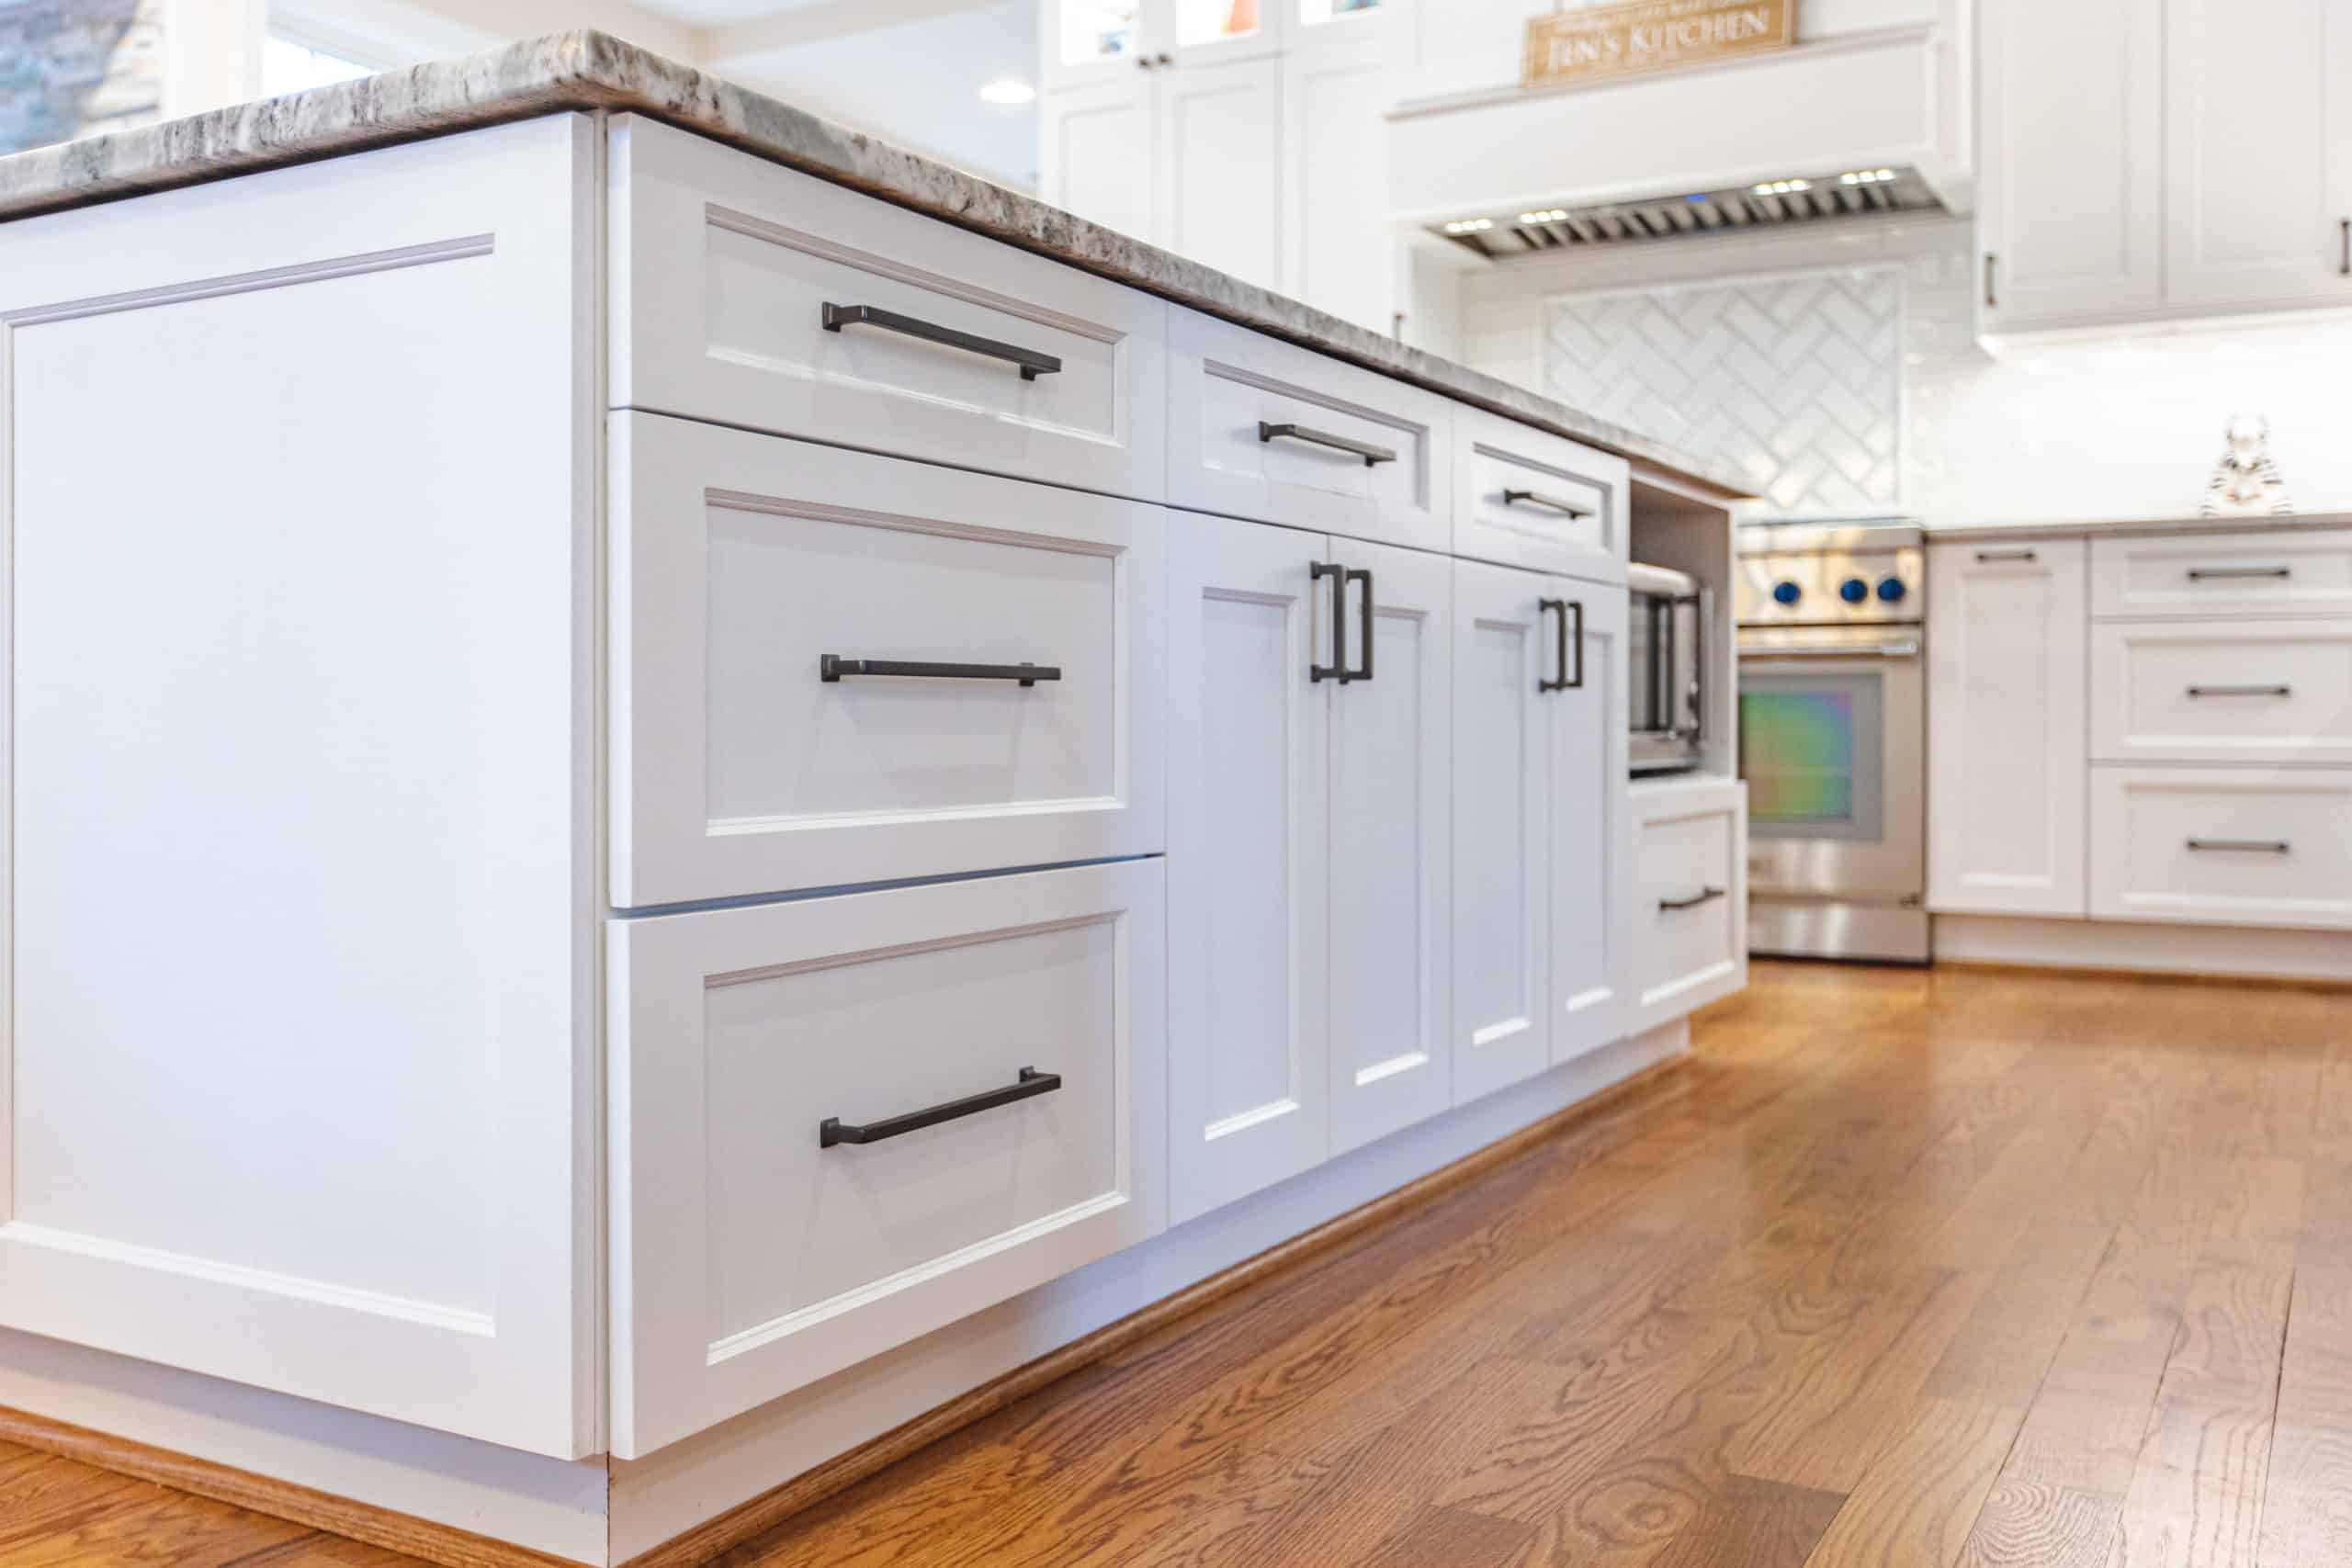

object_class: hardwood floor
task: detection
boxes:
[6,961,2349,1566]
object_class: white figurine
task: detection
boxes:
[2201,414,2294,516]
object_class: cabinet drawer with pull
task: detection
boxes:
[1166,306,1451,550]
[608,859,1165,1456]
[610,116,1167,502]
[1452,406,1628,579]
[2089,768,2352,930]
[2090,529,2352,618]
[1631,780,1747,1030]
[2090,618,2352,763]
[611,412,1165,908]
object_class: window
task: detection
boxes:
[262,35,379,96]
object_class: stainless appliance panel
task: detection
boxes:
[1747,895,1930,964]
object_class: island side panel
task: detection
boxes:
[0,114,602,1462]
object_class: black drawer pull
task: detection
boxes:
[1310,561,1348,683]
[2187,839,2290,854]
[2187,684,2291,698]
[820,1066,1061,1148]
[1538,598,1584,692]
[1659,886,1728,911]
[1501,487,1593,518]
[1258,421,1397,467]
[821,302,1062,381]
[821,656,1059,688]
[1974,548,2038,563]
[2187,566,2291,581]
[1346,567,1374,682]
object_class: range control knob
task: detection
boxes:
[1876,576,1909,604]
[1771,581,1803,606]
[1839,577,1870,604]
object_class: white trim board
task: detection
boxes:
[1933,914,2352,984]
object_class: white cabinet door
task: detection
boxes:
[1927,540,2090,917]
[1155,56,1284,292]
[1282,32,1392,333]
[1168,513,1332,1224]
[1978,0,2165,329]
[1550,583,1633,1066]
[2165,0,2352,311]
[1040,75,1160,242]
[1450,559,1555,1103]
[1329,541,1453,1156]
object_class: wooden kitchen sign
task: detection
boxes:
[1524,0,1794,88]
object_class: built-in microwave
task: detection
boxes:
[1628,561,1707,775]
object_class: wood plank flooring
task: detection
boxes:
[5,961,2348,1567]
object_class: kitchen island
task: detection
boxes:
[0,37,1749,1565]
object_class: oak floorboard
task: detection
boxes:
[1801,1396,2024,1568]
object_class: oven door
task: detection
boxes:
[1736,627,1925,900]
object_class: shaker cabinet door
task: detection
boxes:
[1548,582,1633,1066]
[1167,513,1333,1224]
[1927,539,2090,916]
[1450,559,1556,1103]
[1328,541,1453,1156]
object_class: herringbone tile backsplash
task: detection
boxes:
[1544,266,1903,518]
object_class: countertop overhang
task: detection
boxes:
[1925,511,2352,542]
[0,29,1754,503]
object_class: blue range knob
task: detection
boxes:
[1839,578,1870,604]
[1876,576,1908,604]
[1771,581,1803,606]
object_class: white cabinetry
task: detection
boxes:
[1979,0,2352,333]
[1167,514,1454,1223]
[1927,539,2089,917]
[1450,562,1630,1104]
[1630,778,1748,1032]
[1040,0,1399,331]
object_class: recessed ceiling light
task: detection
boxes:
[980,79,1035,105]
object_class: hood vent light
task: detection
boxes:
[1429,165,1945,259]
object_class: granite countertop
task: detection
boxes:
[1927,512,2352,542]
[0,29,1753,502]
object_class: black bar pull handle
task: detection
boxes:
[821,656,1060,687]
[1345,567,1374,682]
[1975,548,2038,563]
[1259,421,1397,467]
[2186,839,2291,854]
[1537,599,1585,692]
[1501,487,1593,518]
[2187,565,2292,581]
[2187,684,2291,698]
[2341,218,2348,276]
[1310,561,1348,682]
[1984,252,1999,309]
[1659,886,1728,912]
[821,302,1063,381]
[820,1066,1061,1148]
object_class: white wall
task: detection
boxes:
[1458,215,2352,525]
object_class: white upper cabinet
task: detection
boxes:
[1977,0,2165,329]
[1980,0,2352,333]
[1927,539,2090,917]
[2165,0,2352,311]
[1156,56,1284,291]
[1039,76,1159,241]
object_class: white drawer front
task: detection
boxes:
[2091,618,2352,764]
[611,117,1167,502]
[1452,406,1628,579]
[2090,768,2352,930]
[612,413,1165,908]
[1167,306,1450,549]
[1634,784,1747,1027]
[2090,529,2352,619]
[610,860,1166,1456]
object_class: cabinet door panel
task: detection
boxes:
[1329,542,1453,1155]
[2166,0,2352,310]
[1156,57,1283,292]
[1451,559,1553,1103]
[1978,0,2164,327]
[1550,584,1632,1066]
[1282,35,1391,332]
[1041,76,1159,243]
[1168,513,1331,1224]
[1927,540,2089,916]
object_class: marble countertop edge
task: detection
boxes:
[0,29,1756,502]
[1924,511,2351,541]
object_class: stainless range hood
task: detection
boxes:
[1428,165,1947,260]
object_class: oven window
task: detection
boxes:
[1741,674,1885,841]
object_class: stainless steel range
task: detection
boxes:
[1735,522,1928,964]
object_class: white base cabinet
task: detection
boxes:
[1631,778,1749,1032]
